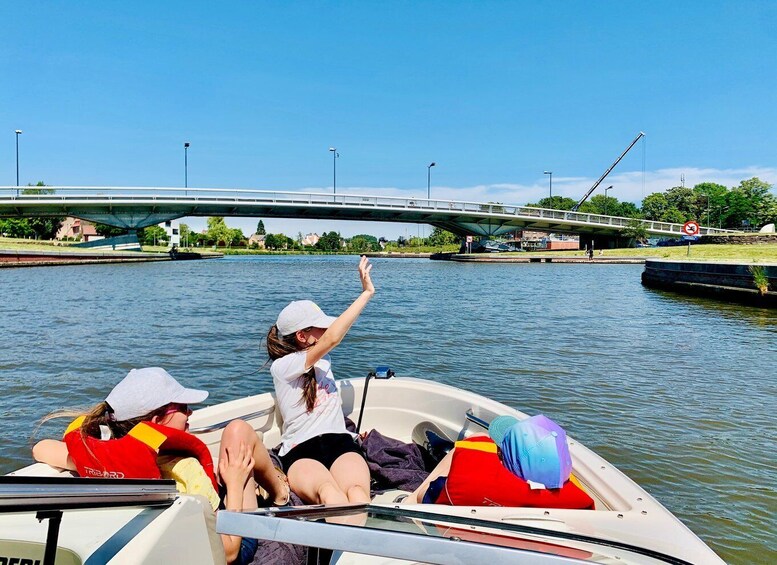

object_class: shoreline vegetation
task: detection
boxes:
[1,237,775,263]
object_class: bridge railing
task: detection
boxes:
[0,186,741,235]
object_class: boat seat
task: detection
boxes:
[371,489,411,504]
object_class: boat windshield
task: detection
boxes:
[216,504,692,565]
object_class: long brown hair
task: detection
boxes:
[266,324,318,412]
[42,402,171,442]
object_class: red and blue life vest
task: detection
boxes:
[435,436,594,509]
[63,416,217,490]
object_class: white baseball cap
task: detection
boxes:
[276,300,337,336]
[105,367,209,421]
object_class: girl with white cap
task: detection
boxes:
[33,367,289,564]
[266,255,374,507]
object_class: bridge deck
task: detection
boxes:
[0,187,741,237]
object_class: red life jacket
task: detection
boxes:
[435,436,594,509]
[63,416,218,490]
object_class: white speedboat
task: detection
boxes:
[1,375,724,564]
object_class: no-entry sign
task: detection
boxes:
[682,221,700,236]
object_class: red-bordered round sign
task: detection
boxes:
[682,221,700,236]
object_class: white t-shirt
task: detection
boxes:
[271,351,353,456]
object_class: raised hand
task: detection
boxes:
[358,255,375,296]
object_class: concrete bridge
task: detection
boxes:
[0,186,739,238]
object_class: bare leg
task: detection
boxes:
[219,419,288,506]
[288,458,366,525]
[405,448,455,504]
[287,458,350,505]
[329,452,371,503]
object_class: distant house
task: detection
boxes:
[160,220,180,247]
[56,217,102,242]
[248,233,266,249]
[301,233,320,246]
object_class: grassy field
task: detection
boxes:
[0,238,85,252]
[0,238,170,254]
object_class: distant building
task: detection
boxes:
[56,217,102,242]
[248,233,266,249]
[160,220,180,247]
[512,230,579,251]
[301,233,320,246]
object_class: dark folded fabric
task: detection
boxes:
[361,428,429,493]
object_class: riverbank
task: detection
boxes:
[1,239,774,263]
[471,243,777,262]
[432,253,645,263]
[0,247,222,268]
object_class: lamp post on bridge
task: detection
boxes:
[329,147,338,195]
[424,162,436,246]
[184,142,190,192]
[427,162,436,200]
[543,171,552,207]
[604,185,613,215]
[15,130,23,190]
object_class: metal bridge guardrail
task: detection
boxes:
[0,186,742,235]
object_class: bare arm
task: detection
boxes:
[305,256,375,369]
[32,439,77,471]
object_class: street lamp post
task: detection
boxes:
[15,130,23,188]
[604,185,614,216]
[427,162,436,200]
[329,147,338,195]
[543,171,552,207]
[184,142,190,190]
[715,205,730,229]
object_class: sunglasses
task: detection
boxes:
[163,403,191,417]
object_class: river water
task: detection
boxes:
[1,255,775,563]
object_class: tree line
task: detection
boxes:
[526,177,776,230]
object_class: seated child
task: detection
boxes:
[33,367,289,564]
[408,414,594,509]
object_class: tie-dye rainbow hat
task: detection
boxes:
[488,414,573,489]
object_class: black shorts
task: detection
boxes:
[280,433,364,471]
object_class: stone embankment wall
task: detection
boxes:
[701,234,777,245]
[642,260,777,307]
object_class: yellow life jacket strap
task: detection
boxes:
[128,422,168,451]
[64,416,87,438]
[454,439,498,454]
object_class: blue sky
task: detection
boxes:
[2,1,776,238]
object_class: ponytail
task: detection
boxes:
[266,324,318,412]
[300,373,317,413]
[41,401,170,441]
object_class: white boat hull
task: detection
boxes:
[3,377,723,564]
